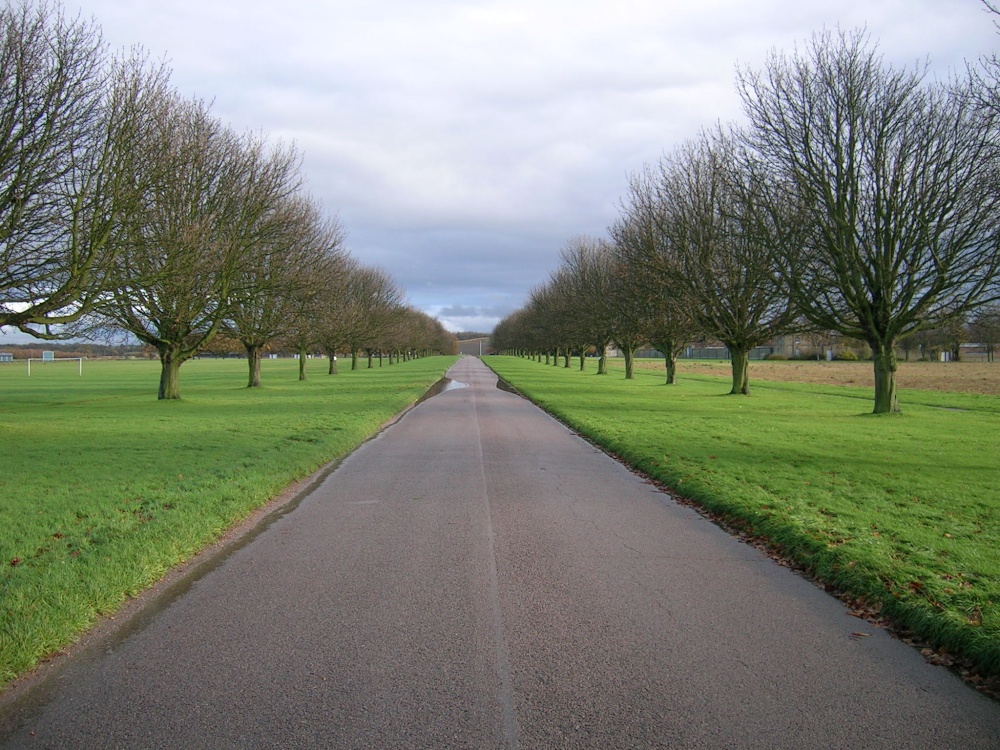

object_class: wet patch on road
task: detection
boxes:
[495,377,524,397]
[416,377,469,405]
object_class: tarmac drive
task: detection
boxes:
[2,356,999,749]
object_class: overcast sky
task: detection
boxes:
[2,1,997,343]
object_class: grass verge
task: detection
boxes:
[485,355,1000,688]
[0,355,456,688]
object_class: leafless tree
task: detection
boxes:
[558,236,617,373]
[328,264,405,371]
[492,308,536,358]
[970,304,1000,362]
[381,306,455,362]
[274,247,352,381]
[0,2,169,336]
[225,196,345,387]
[99,92,302,399]
[309,254,359,375]
[605,258,649,380]
[649,129,794,394]
[978,2,1000,111]
[529,269,593,369]
[739,28,1000,412]
[410,310,458,356]
[612,170,702,384]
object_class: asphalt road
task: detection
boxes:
[2,356,999,749]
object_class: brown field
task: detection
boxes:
[632,358,1000,396]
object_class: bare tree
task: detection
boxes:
[649,129,794,394]
[525,278,576,368]
[286,244,352,380]
[410,310,458,356]
[225,196,345,387]
[99,93,302,399]
[970,304,1000,362]
[739,28,1000,412]
[0,2,168,336]
[381,306,455,362]
[558,236,618,373]
[605,259,649,380]
[311,254,360,375]
[978,2,1000,115]
[612,170,702,385]
[332,264,405,371]
[492,308,537,358]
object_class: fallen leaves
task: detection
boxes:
[921,648,956,668]
[848,597,884,620]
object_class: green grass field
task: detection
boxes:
[0,355,456,687]
[485,355,1000,685]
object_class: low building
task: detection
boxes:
[458,337,492,356]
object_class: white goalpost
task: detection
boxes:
[26,351,86,376]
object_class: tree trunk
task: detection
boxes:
[298,346,307,381]
[245,343,262,388]
[564,349,570,368]
[623,346,635,379]
[729,346,750,395]
[351,350,359,370]
[579,350,586,371]
[665,355,677,385]
[328,354,338,375]
[367,352,374,369]
[158,349,182,400]
[872,341,900,414]
[598,345,607,375]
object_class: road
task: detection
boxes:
[2,356,998,748]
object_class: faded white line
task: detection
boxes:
[470,364,520,750]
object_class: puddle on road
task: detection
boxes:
[417,377,469,404]
[495,377,523,397]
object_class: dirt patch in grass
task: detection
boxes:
[637,359,1000,396]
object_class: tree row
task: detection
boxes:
[494,27,1000,413]
[0,1,455,399]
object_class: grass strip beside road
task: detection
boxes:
[485,355,1000,684]
[0,355,457,688]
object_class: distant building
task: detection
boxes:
[0,352,13,363]
[458,337,492,356]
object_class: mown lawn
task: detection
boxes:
[0,355,456,687]
[485,355,1000,685]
